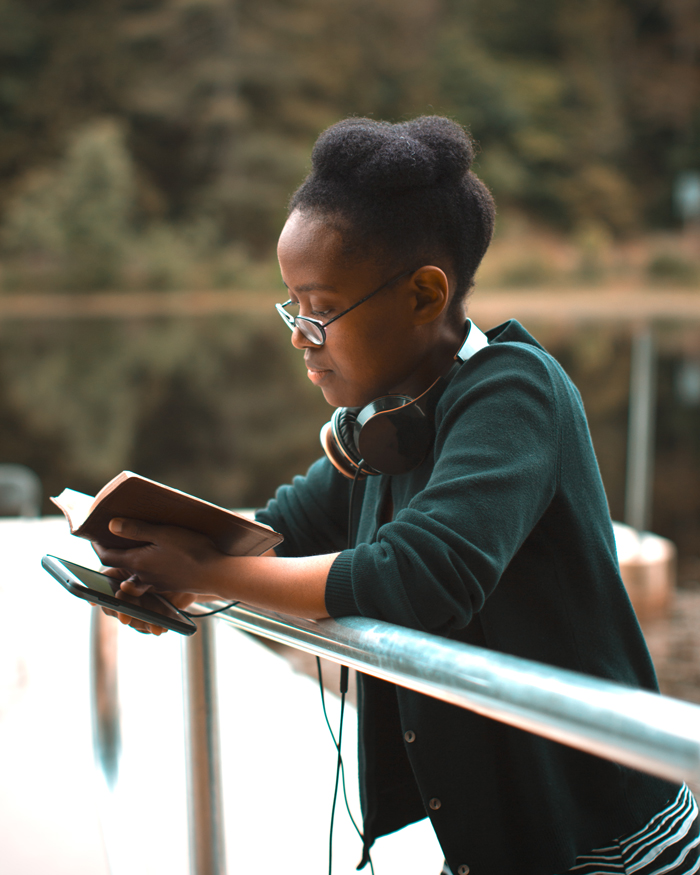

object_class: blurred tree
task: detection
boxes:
[436,0,700,233]
[0,0,441,260]
[2,119,135,288]
[0,0,697,258]
[0,314,330,510]
[0,0,127,206]
[118,0,441,251]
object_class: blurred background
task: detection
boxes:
[0,1,698,597]
[0,3,699,871]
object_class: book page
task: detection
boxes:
[50,489,94,532]
[52,472,283,555]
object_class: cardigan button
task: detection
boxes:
[457,866,470,875]
[404,730,416,743]
[429,797,442,810]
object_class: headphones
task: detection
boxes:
[320,320,489,479]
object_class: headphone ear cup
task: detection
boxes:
[334,408,363,467]
[321,324,485,480]
[355,398,433,476]
[320,408,378,479]
[322,396,435,478]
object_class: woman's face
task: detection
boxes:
[277,210,441,409]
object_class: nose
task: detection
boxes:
[290,324,317,350]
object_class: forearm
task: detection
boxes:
[204,552,337,619]
[93,518,338,621]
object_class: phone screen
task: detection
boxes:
[43,556,196,634]
[62,559,121,597]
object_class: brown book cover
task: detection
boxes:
[51,470,283,556]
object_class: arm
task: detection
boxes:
[324,343,563,632]
[93,457,351,634]
[93,518,337,623]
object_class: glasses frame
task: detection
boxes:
[276,267,415,346]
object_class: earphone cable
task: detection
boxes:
[180,599,241,618]
[347,459,365,550]
[316,661,376,874]
[328,685,345,875]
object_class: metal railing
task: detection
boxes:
[625,325,658,532]
[92,601,700,875]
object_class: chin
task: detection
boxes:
[321,386,367,410]
[318,374,386,409]
[322,389,347,409]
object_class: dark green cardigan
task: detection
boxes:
[256,320,677,875]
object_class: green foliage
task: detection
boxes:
[647,253,700,287]
[0,313,329,509]
[0,119,278,291]
[0,0,699,261]
[2,119,135,289]
[435,0,700,234]
[498,258,556,288]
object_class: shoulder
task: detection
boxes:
[438,320,573,415]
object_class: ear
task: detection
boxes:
[409,266,450,325]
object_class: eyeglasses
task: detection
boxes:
[275,267,415,346]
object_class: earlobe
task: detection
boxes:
[411,266,450,324]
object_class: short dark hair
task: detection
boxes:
[289,116,495,319]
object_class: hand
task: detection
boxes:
[102,579,200,636]
[93,545,204,636]
[92,518,226,597]
[94,516,335,621]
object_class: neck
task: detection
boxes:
[390,320,468,399]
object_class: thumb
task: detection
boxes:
[109,517,157,542]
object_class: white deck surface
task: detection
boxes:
[0,517,444,874]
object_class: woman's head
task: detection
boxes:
[287,116,495,321]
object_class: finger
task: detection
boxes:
[93,541,130,568]
[161,591,199,610]
[98,605,161,635]
[118,612,162,635]
[132,619,166,635]
[109,517,160,543]
[119,576,151,597]
[100,566,129,580]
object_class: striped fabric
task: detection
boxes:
[440,785,699,875]
[562,784,700,875]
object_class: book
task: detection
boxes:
[51,470,283,556]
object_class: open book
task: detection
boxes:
[51,471,283,556]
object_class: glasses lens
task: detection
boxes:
[297,319,325,345]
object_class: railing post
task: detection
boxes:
[625,323,658,532]
[90,608,121,791]
[182,617,227,875]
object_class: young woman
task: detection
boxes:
[94,117,699,875]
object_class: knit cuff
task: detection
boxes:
[325,550,360,617]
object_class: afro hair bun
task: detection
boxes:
[310,116,475,192]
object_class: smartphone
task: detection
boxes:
[41,555,197,636]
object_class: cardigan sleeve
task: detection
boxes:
[325,342,564,633]
[255,455,353,557]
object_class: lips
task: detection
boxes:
[305,356,332,385]
[306,366,331,385]
[304,355,330,371]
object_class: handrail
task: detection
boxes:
[3,288,700,323]
[91,602,700,875]
[213,603,700,784]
